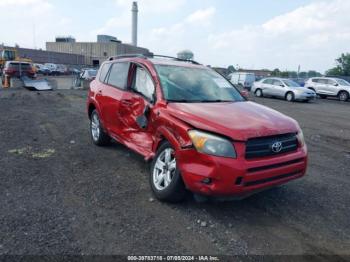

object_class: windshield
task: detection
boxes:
[155,65,244,102]
[283,79,301,87]
[336,79,350,86]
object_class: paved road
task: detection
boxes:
[0,90,349,259]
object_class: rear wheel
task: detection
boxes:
[338,91,349,102]
[286,92,295,102]
[255,89,263,97]
[150,142,186,202]
[90,110,110,146]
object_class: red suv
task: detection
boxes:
[87,55,308,202]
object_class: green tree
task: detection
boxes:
[326,53,350,76]
[336,53,350,75]
[271,68,281,77]
[326,66,343,76]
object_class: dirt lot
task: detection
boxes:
[0,89,349,259]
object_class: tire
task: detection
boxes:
[150,141,186,202]
[255,89,263,97]
[338,91,349,102]
[90,110,110,146]
[286,92,295,102]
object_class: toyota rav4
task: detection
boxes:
[87,55,308,202]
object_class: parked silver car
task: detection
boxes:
[252,78,316,102]
[304,77,350,101]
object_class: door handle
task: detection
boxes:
[121,99,132,106]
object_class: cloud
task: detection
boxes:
[186,7,216,25]
[0,0,72,48]
[207,0,350,72]
[143,7,216,55]
[114,0,186,14]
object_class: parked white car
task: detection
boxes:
[304,77,350,101]
[252,78,316,102]
[229,72,255,90]
[44,63,60,75]
[80,69,97,81]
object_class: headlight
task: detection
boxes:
[296,130,305,147]
[188,130,236,158]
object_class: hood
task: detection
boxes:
[290,86,314,93]
[167,101,299,141]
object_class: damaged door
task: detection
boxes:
[118,63,156,157]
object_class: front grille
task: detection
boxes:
[244,170,302,187]
[245,133,298,159]
[247,158,304,173]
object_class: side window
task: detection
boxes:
[318,79,327,84]
[273,80,283,86]
[133,66,155,101]
[326,79,336,85]
[99,63,111,83]
[312,79,319,83]
[107,62,130,89]
[263,79,274,84]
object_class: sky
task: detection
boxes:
[0,0,349,73]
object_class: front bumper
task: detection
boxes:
[295,93,316,100]
[176,143,307,198]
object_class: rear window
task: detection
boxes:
[99,63,111,83]
[107,62,130,89]
[8,63,31,70]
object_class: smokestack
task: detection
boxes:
[131,1,138,46]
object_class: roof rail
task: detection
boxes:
[108,53,201,65]
[150,54,201,65]
[108,54,147,61]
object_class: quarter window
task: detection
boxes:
[99,63,111,83]
[133,66,155,101]
[107,62,130,89]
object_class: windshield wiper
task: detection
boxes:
[167,99,236,103]
[167,99,202,103]
[200,99,234,103]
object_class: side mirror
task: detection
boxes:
[334,83,339,86]
[240,90,249,99]
[136,105,150,129]
[280,84,285,87]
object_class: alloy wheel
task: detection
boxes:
[91,113,100,142]
[339,91,349,102]
[152,148,176,191]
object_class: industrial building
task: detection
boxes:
[46,34,150,67]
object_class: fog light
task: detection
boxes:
[202,178,212,184]
[235,177,243,185]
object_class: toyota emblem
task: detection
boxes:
[271,141,283,153]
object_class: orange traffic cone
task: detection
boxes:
[3,75,9,88]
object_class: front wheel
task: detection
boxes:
[286,92,295,102]
[338,91,349,102]
[150,142,186,202]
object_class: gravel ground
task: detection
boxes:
[0,89,349,259]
